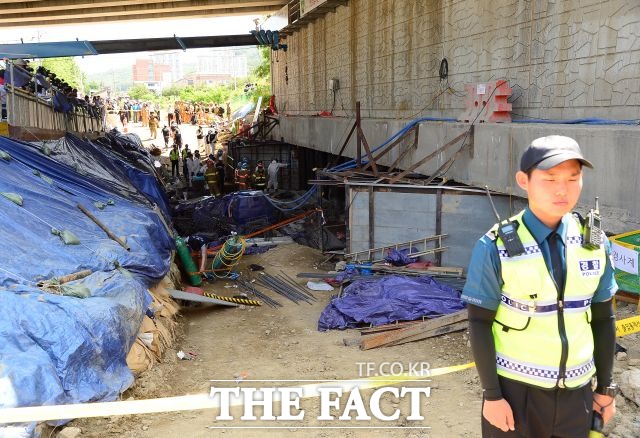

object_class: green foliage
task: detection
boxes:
[252,47,271,80]
[127,84,156,101]
[85,80,103,92]
[38,57,86,90]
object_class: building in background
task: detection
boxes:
[132,58,172,93]
[197,48,248,79]
[150,51,183,84]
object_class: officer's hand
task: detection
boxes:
[593,393,616,424]
[483,398,515,432]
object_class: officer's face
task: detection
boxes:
[516,159,583,227]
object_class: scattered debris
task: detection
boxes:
[620,368,640,406]
[57,426,82,438]
[234,371,250,383]
[177,350,197,361]
[306,281,334,291]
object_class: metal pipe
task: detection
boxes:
[77,203,130,251]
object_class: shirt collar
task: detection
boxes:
[522,207,569,244]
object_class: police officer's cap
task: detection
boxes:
[520,135,593,172]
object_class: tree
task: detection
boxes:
[252,47,271,80]
[128,84,156,101]
[39,57,86,91]
[85,80,103,93]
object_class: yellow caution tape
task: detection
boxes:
[0,362,475,424]
[616,315,640,337]
[202,291,261,306]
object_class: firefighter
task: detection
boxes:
[234,159,250,191]
[204,155,221,196]
[252,160,267,190]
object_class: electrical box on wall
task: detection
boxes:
[329,79,340,92]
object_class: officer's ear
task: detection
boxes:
[515,170,529,192]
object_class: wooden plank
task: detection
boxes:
[386,320,468,347]
[358,319,423,334]
[359,310,468,350]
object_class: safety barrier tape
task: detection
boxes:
[0,362,475,424]
[202,291,261,306]
[616,315,640,337]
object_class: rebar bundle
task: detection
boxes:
[236,278,282,308]
[257,272,317,305]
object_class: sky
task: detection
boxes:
[0,15,261,74]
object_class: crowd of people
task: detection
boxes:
[0,59,106,124]
[168,101,231,126]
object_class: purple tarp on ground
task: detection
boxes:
[318,275,465,331]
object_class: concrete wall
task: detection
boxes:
[271,0,640,232]
[278,117,640,233]
[273,0,640,120]
[348,186,525,268]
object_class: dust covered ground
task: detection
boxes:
[70,243,482,437]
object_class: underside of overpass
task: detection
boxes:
[1,0,288,27]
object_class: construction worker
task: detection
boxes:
[462,136,618,437]
[169,144,180,178]
[267,159,288,192]
[181,145,190,182]
[204,155,221,196]
[234,158,250,191]
[252,160,267,190]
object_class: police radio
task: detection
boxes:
[582,197,602,250]
[485,186,525,257]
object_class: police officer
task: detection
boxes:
[462,136,618,437]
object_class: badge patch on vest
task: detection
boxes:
[578,260,602,277]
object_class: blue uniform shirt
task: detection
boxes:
[461,208,618,310]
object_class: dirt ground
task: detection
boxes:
[63,122,640,437]
[68,243,481,437]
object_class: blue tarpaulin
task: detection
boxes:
[34,133,171,219]
[318,275,465,330]
[0,132,173,434]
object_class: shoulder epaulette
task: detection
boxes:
[572,211,586,227]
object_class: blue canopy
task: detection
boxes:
[0,41,97,59]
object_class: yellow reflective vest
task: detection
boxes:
[491,210,606,389]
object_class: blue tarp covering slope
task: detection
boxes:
[318,275,465,330]
[33,133,171,219]
[0,133,173,434]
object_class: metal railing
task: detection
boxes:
[2,60,104,134]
